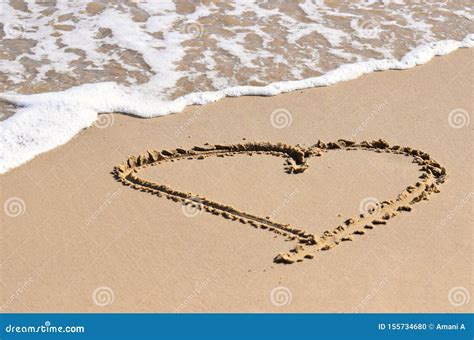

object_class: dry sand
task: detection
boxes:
[1,48,472,312]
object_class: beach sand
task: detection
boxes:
[1,48,472,312]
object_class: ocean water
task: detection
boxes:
[0,0,473,173]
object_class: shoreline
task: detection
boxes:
[1,36,473,174]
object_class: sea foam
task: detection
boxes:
[1,34,472,174]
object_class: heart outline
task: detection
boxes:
[113,139,447,264]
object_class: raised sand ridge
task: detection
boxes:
[113,140,447,264]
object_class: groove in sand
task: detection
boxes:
[113,139,447,264]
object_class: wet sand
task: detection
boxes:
[1,48,472,312]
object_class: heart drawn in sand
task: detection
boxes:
[113,139,447,264]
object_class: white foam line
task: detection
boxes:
[0,34,473,174]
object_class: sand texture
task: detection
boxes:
[1,49,472,313]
